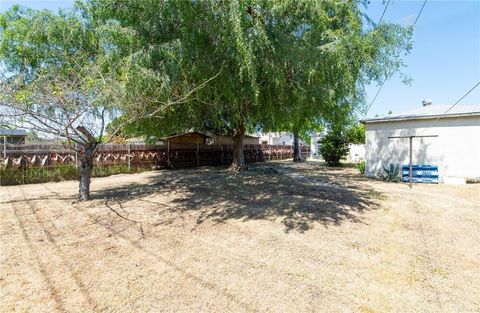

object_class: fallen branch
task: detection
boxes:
[105,199,145,239]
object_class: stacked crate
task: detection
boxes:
[402,165,439,183]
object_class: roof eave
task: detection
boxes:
[165,131,211,139]
[363,112,480,124]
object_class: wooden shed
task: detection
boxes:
[164,132,211,145]
[0,129,27,145]
[211,134,260,145]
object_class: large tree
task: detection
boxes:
[78,0,267,169]
[0,5,210,200]
[258,1,412,162]
[94,0,411,168]
[1,0,413,198]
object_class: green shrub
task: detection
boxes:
[319,130,349,167]
[357,160,365,174]
[347,123,365,144]
[377,163,400,182]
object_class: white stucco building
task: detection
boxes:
[348,144,365,161]
[310,131,325,158]
[310,131,365,161]
[362,103,480,183]
[259,132,304,146]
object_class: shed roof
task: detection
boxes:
[0,128,27,136]
[165,131,211,139]
[362,104,480,124]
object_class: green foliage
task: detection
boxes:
[347,123,366,144]
[84,0,412,141]
[357,161,365,174]
[319,127,349,167]
[1,0,412,165]
[377,163,401,182]
[0,2,189,144]
[319,121,365,167]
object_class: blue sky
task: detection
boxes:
[1,0,479,118]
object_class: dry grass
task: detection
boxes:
[1,160,479,312]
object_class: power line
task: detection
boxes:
[414,0,428,26]
[364,83,385,118]
[418,81,480,135]
[378,0,391,24]
[439,81,480,116]
[362,0,428,120]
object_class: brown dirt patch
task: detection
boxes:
[1,160,479,312]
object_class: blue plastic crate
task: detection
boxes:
[402,164,439,184]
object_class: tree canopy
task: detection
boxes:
[82,0,411,167]
[0,3,213,199]
[0,0,413,195]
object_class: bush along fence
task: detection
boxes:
[0,143,310,185]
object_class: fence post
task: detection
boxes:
[3,136,6,159]
[220,145,223,165]
[196,143,200,167]
[127,144,131,172]
[167,141,170,166]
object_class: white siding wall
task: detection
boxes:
[271,133,294,145]
[348,144,365,161]
[259,132,302,146]
[365,116,480,180]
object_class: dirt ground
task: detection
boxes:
[1,160,479,313]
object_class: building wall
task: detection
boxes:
[309,132,325,159]
[4,135,26,145]
[244,136,260,145]
[365,116,480,180]
[167,134,208,144]
[213,135,259,145]
[271,133,294,145]
[348,144,365,161]
[213,135,232,145]
[259,132,306,146]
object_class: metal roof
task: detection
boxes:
[362,104,480,123]
[0,128,27,136]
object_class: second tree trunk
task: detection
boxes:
[78,146,95,201]
[232,125,246,170]
[293,131,302,162]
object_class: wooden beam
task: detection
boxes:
[388,135,439,188]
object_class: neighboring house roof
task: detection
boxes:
[210,133,259,139]
[362,104,480,124]
[125,137,146,143]
[165,131,211,139]
[0,129,27,136]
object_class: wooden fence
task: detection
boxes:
[0,143,310,170]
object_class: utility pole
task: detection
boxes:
[388,135,438,188]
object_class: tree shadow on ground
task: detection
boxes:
[92,161,383,233]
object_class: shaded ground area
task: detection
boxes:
[1,160,479,312]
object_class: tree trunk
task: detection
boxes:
[79,148,94,201]
[293,131,302,162]
[231,124,246,170]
